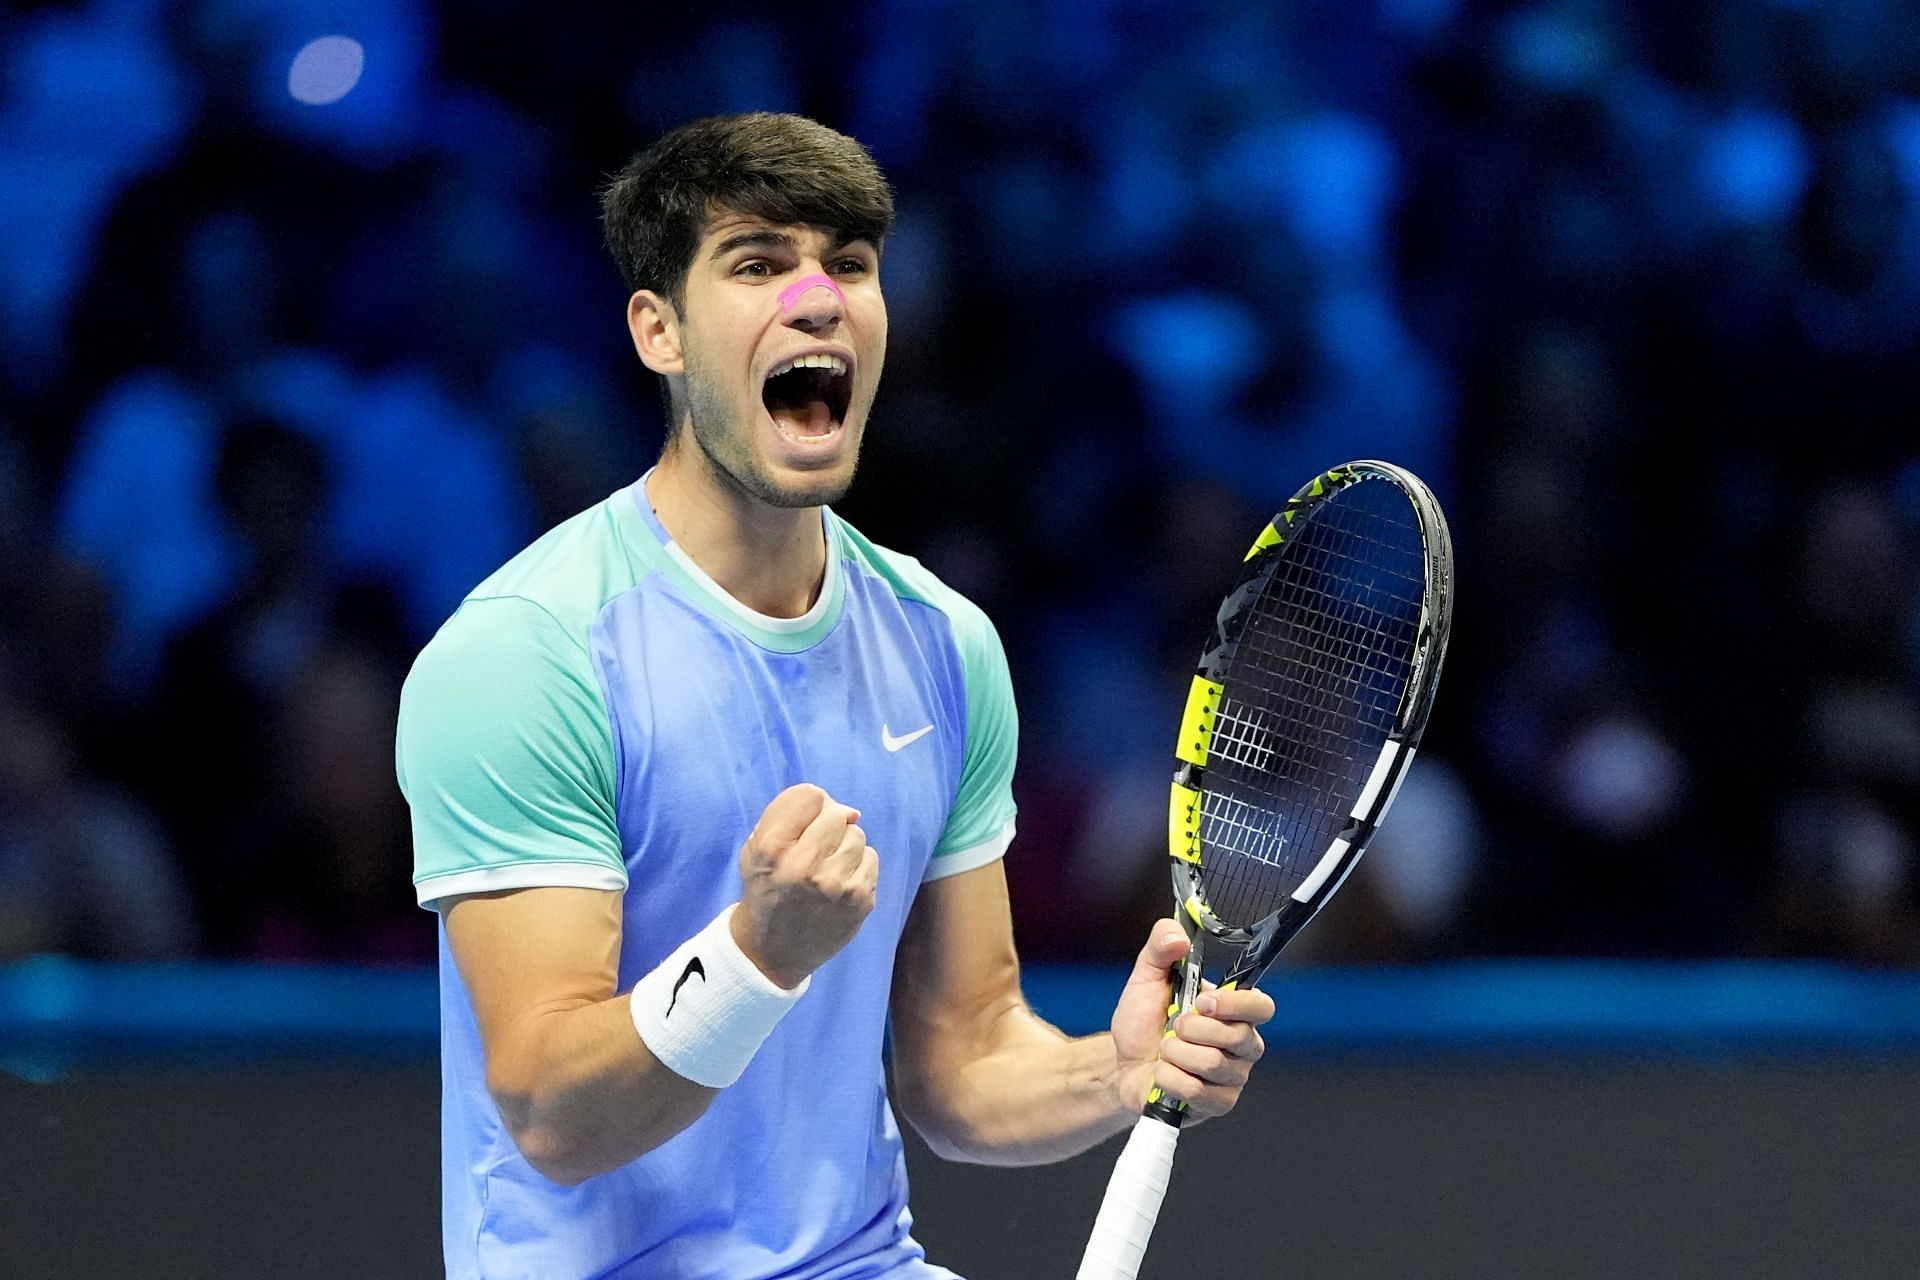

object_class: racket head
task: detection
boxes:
[1166,460,1453,978]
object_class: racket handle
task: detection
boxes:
[1075,1115,1181,1280]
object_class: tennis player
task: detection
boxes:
[396,112,1275,1279]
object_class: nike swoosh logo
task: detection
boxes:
[882,723,934,752]
[666,956,705,1018]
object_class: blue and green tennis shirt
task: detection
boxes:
[396,474,1018,1279]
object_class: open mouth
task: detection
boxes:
[762,353,853,441]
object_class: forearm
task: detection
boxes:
[899,1006,1142,1167]
[490,994,716,1185]
[492,900,816,1183]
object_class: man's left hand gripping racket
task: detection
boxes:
[1076,460,1454,1280]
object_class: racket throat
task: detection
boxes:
[1229,901,1310,986]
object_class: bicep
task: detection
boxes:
[892,860,1050,1076]
[444,886,624,1070]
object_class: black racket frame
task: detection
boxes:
[1145,459,1453,1126]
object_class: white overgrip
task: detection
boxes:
[1076,1116,1182,1280]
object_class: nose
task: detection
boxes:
[778,272,845,331]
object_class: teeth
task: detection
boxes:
[769,353,848,378]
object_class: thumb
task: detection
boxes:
[1127,919,1190,987]
[758,783,831,843]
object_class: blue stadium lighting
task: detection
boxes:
[287,35,365,106]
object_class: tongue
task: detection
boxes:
[765,370,837,438]
[770,397,833,438]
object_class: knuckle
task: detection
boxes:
[780,783,825,813]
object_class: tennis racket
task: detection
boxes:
[1075,460,1454,1280]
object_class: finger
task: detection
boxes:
[1159,1033,1247,1086]
[857,844,880,891]
[1151,1056,1250,1123]
[1150,1058,1224,1113]
[822,822,870,872]
[825,843,878,908]
[1176,1085,1241,1123]
[796,802,861,860]
[757,783,830,842]
[1173,1011,1266,1062]
[1126,920,1190,989]
[1192,988,1277,1026]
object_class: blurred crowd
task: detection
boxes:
[1,0,1917,966]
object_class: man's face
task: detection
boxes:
[671,214,886,508]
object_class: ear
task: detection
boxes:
[627,290,683,375]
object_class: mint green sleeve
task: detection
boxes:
[927,604,1019,878]
[396,595,627,907]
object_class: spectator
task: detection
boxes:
[1,0,1917,967]
[0,680,194,960]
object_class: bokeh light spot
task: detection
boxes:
[288,36,365,106]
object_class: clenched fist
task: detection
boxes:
[731,784,880,990]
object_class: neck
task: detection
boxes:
[645,446,827,619]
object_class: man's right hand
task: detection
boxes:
[732,784,879,989]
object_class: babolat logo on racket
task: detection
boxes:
[666,956,705,1017]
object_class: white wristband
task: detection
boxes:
[628,905,809,1088]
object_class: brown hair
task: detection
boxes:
[600,113,895,310]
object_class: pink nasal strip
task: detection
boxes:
[778,273,845,312]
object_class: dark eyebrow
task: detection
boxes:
[708,229,796,260]
[707,229,876,261]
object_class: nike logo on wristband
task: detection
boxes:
[882,723,933,752]
[666,956,705,1017]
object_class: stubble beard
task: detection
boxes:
[678,355,859,510]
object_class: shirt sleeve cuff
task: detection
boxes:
[923,817,1016,883]
[414,860,628,909]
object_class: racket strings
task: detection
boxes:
[1195,479,1426,928]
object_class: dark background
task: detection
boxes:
[2,0,1917,969]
